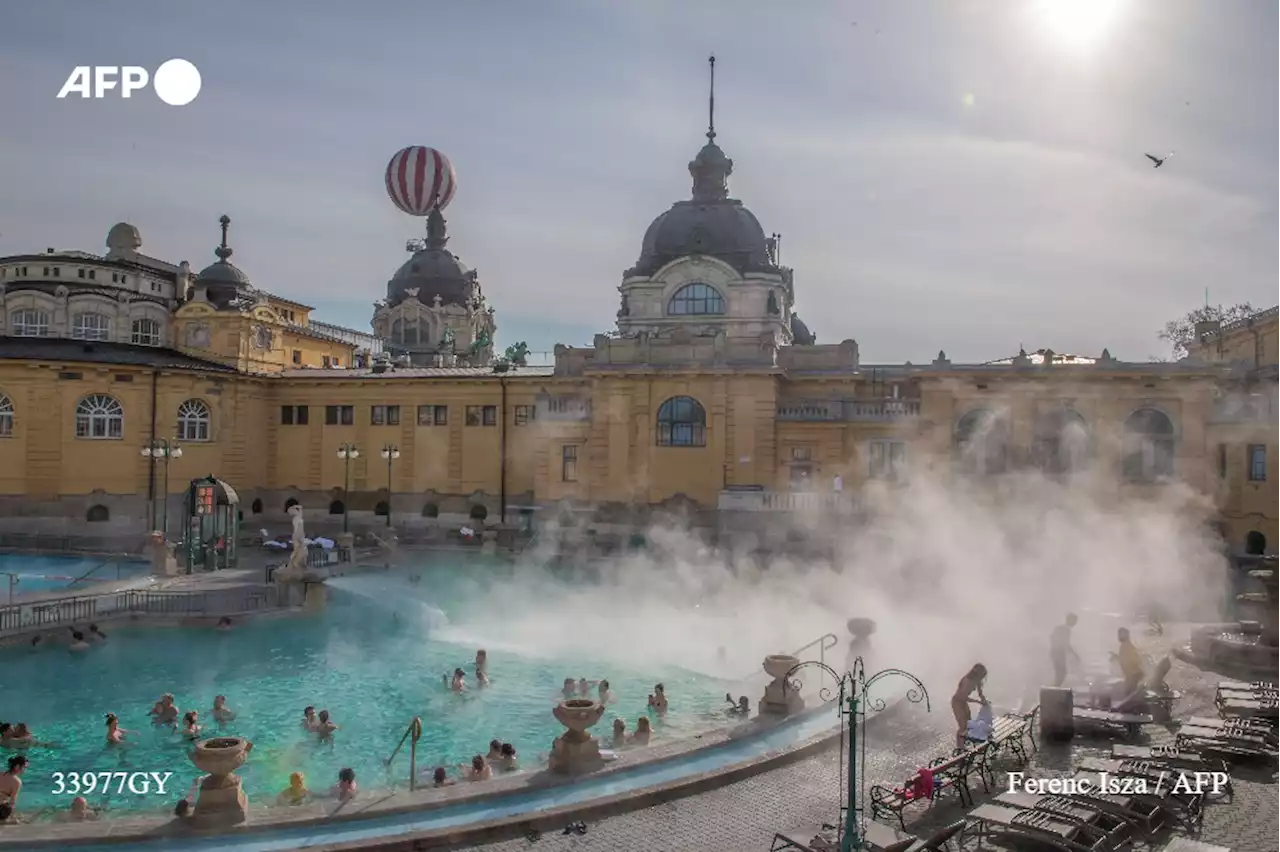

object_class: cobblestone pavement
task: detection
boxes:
[478,624,1277,852]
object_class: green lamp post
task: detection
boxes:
[784,658,930,852]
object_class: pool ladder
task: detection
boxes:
[386,716,424,790]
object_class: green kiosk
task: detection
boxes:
[183,476,241,573]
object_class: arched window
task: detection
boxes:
[392,319,403,342]
[86,504,110,522]
[0,393,12,438]
[1245,531,1267,555]
[656,396,707,447]
[954,408,1009,475]
[667,283,725,316]
[328,500,345,515]
[176,398,212,442]
[469,503,489,521]
[131,318,162,346]
[374,500,390,517]
[75,394,124,439]
[72,311,112,341]
[11,308,49,337]
[1122,407,1175,482]
[1034,408,1092,475]
[250,498,263,514]
[422,502,440,518]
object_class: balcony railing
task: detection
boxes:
[776,399,920,422]
[717,490,855,513]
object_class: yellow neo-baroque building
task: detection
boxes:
[0,125,1275,554]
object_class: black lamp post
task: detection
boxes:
[337,442,359,533]
[140,439,183,538]
[380,444,400,527]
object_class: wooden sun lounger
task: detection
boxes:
[1073,707,1153,738]
[1071,769,1202,832]
[864,819,967,852]
[1178,722,1275,749]
[1186,716,1277,742]
[1218,680,1276,692]
[1215,697,1279,721]
[993,792,1134,844]
[1111,743,1224,771]
[967,803,1118,852]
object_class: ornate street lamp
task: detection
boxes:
[140,439,183,538]
[784,658,930,852]
[336,442,359,533]
[380,444,400,528]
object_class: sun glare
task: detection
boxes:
[1033,0,1123,50]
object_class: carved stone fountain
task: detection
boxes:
[548,698,606,774]
[1183,557,1278,673]
[189,737,252,827]
[760,653,805,717]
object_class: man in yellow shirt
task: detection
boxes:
[1115,627,1145,704]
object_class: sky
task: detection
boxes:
[0,0,1275,363]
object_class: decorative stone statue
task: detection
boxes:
[766,290,780,316]
[470,329,491,356]
[549,698,606,774]
[439,326,455,350]
[760,654,804,717]
[286,504,307,575]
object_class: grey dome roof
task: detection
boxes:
[625,135,776,278]
[627,199,773,278]
[196,259,250,286]
[791,314,815,345]
[385,207,478,308]
[106,222,142,253]
[387,249,475,307]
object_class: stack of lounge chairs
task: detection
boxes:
[1214,680,1277,722]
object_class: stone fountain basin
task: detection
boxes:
[763,655,800,680]
[191,737,250,777]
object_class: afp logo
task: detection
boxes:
[57,59,201,106]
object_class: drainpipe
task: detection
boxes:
[147,368,159,529]
[499,375,508,525]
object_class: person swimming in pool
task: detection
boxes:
[476,666,490,687]
[331,767,357,802]
[68,630,90,653]
[88,624,107,642]
[560,678,576,699]
[611,718,627,748]
[315,710,338,742]
[631,717,651,746]
[475,649,488,675]
[276,772,310,805]
[464,755,492,781]
[301,706,319,732]
[497,743,518,771]
[212,695,236,723]
[151,694,180,726]
[431,766,454,787]
[179,711,201,740]
[648,684,668,714]
[597,679,616,705]
[450,669,467,692]
[104,713,128,745]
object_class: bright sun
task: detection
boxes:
[1034,0,1122,50]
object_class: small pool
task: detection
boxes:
[0,560,734,816]
[0,554,151,599]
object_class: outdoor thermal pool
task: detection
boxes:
[0,559,737,818]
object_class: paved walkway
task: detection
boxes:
[478,625,1277,852]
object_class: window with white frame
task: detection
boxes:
[75,394,124,439]
[11,308,50,337]
[72,312,112,341]
[0,394,13,438]
[869,440,907,481]
[177,398,212,442]
[131,318,162,346]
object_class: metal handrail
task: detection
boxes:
[385,716,423,790]
[733,632,840,683]
[0,585,285,636]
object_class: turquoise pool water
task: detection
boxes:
[64,703,845,851]
[0,554,150,598]
[0,562,733,817]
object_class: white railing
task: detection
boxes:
[717,490,855,513]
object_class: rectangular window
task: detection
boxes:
[466,406,483,427]
[869,440,907,481]
[325,405,354,426]
[561,445,579,482]
[1248,444,1267,482]
[371,405,401,426]
[1217,444,1228,479]
[77,268,86,278]
[292,350,302,365]
[322,356,332,368]
[483,405,497,426]
[790,446,812,462]
[88,269,95,280]
[281,405,294,426]
[417,405,448,426]
[514,405,536,426]
[280,405,309,425]
[296,405,309,425]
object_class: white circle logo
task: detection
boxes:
[152,58,201,107]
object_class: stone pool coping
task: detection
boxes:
[0,697,881,850]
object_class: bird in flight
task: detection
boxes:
[1145,151,1175,168]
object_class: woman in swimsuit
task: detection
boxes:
[105,713,128,746]
[951,663,988,751]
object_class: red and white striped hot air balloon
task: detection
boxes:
[385,146,457,216]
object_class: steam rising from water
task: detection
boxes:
[434,466,1231,712]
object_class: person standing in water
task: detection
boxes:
[1049,614,1080,687]
[951,664,988,751]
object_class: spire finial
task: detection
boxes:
[425,207,449,250]
[707,55,716,142]
[214,214,233,261]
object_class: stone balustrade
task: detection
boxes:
[776,398,920,422]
